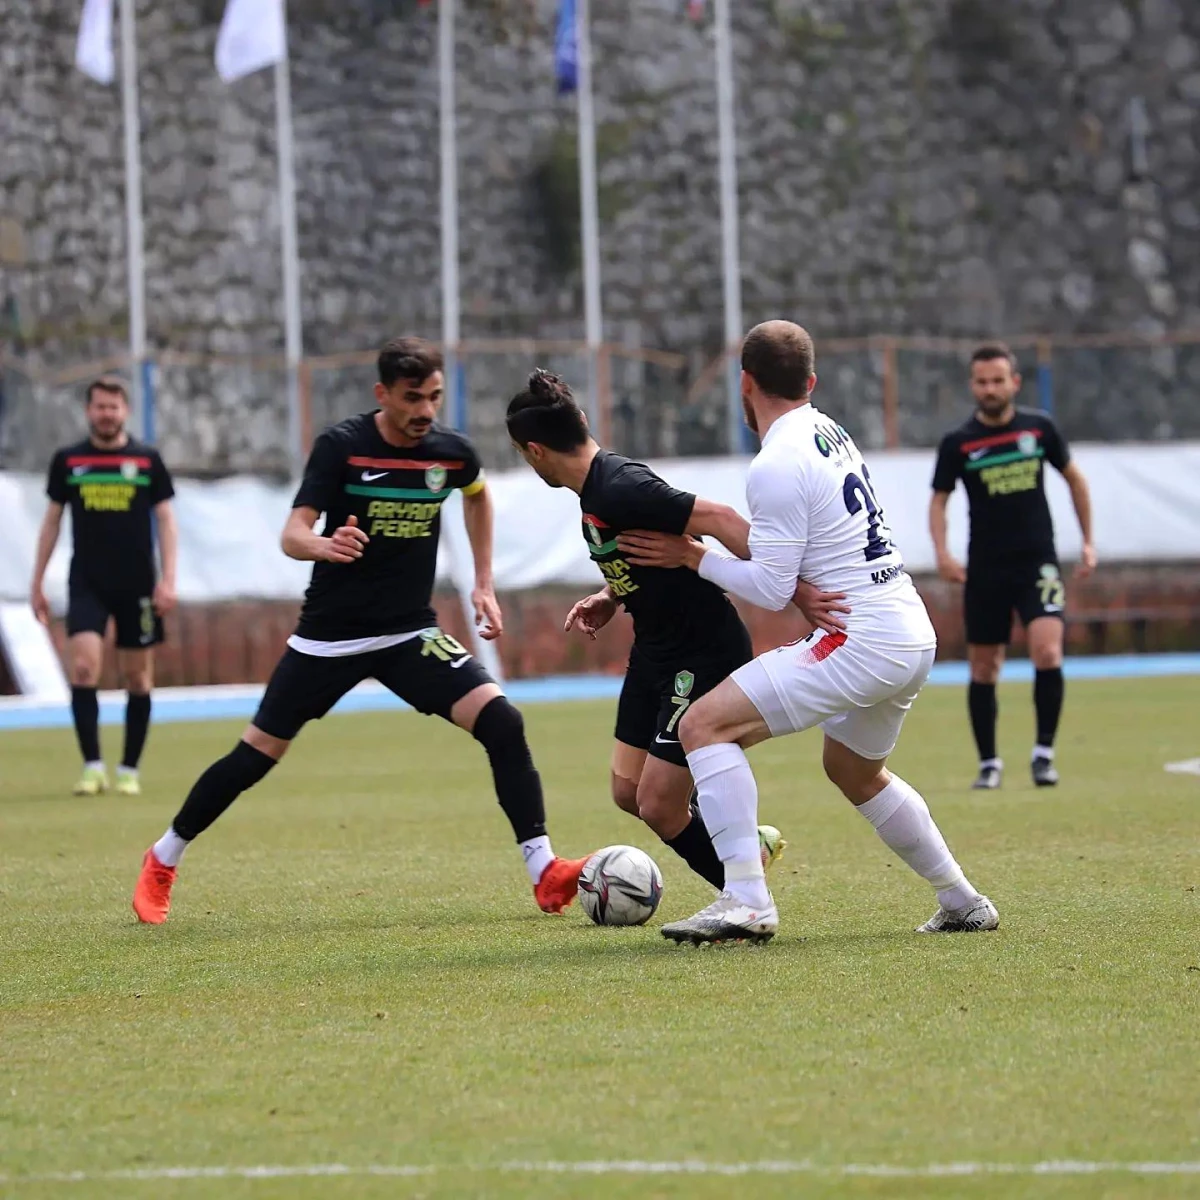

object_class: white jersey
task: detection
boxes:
[699,403,936,651]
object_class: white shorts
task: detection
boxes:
[731,630,935,761]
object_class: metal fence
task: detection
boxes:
[3,331,1199,476]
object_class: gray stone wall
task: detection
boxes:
[2,0,1198,472]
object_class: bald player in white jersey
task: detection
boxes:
[618,321,998,944]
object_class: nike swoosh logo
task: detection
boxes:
[449,655,471,668]
[362,470,388,481]
[654,734,678,745]
[967,449,987,460]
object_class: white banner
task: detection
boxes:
[75,0,115,83]
[216,0,286,82]
[2,443,1198,608]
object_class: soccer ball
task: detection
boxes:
[577,845,664,926]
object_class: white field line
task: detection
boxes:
[3,1160,1200,1184]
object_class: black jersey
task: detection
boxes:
[932,408,1070,568]
[45,438,175,592]
[579,450,743,663]
[292,413,483,641]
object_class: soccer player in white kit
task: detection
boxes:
[619,321,998,944]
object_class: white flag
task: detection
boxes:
[216,0,287,83]
[75,0,115,84]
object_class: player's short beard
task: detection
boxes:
[89,417,125,443]
[741,395,758,434]
[977,394,1012,418]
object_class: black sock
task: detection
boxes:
[663,813,724,889]
[1034,667,1064,750]
[173,741,277,841]
[122,692,152,769]
[472,698,547,843]
[968,682,997,762]
[70,686,101,763]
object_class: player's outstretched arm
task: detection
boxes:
[462,484,503,640]
[1059,462,1096,577]
[29,501,64,626]
[929,491,966,584]
[281,506,368,564]
[685,498,751,560]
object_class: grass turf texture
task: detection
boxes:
[2,677,1198,1200]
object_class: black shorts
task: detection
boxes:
[615,622,753,769]
[66,583,163,649]
[253,628,495,741]
[964,559,1066,646]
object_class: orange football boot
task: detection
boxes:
[533,855,591,914]
[132,848,177,924]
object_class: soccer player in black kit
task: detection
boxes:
[133,339,590,924]
[506,371,792,891]
[930,343,1095,790]
[29,377,178,797]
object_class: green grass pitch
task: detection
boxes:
[2,677,1199,1199]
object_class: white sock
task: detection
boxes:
[117,765,138,777]
[856,776,980,912]
[686,743,770,909]
[85,760,105,773]
[521,835,554,885]
[979,757,1002,770]
[152,826,189,868]
[1032,745,1054,762]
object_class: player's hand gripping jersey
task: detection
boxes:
[701,404,935,651]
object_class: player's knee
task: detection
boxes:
[611,772,639,816]
[1030,642,1063,670]
[677,703,714,753]
[124,667,152,694]
[70,658,99,687]
[471,696,527,757]
[243,724,290,761]
[822,738,887,803]
[635,788,687,837]
[968,653,1002,684]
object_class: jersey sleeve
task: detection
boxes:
[931,434,961,493]
[458,440,486,497]
[697,455,806,611]
[45,450,68,504]
[292,431,345,513]
[1041,416,1070,470]
[148,451,176,504]
[604,463,695,534]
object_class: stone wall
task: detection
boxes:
[2,0,1199,472]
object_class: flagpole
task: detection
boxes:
[436,0,499,680]
[117,0,147,436]
[576,0,603,429]
[438,0,460,426]
[714,0,744,453]
[274,10,304,477]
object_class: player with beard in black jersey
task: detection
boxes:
[132,339,590,924]
[930,343,1095,791]
[30,376,178,798]
[507,371,847,893]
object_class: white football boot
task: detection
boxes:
[661,889,778,945]
[915,894,1000,933]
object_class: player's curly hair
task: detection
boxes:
[505,369,590,451]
